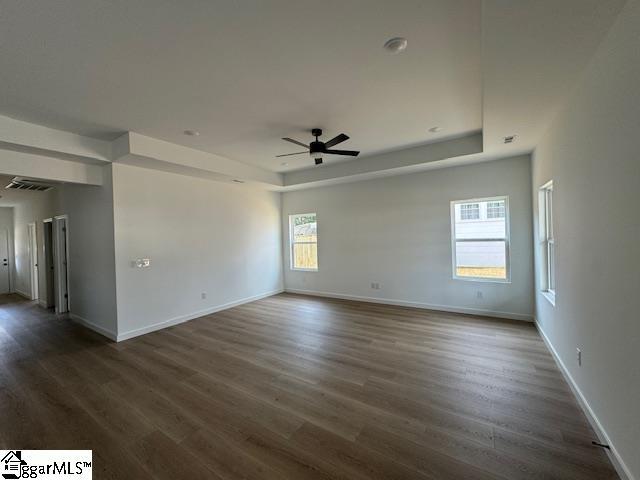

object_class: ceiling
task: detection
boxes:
[0,0,481,173]
[482,0,627,154]
[0,0,627,181]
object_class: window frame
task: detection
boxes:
[539,181,555,305]
[450,196,511,283]
[289,212,318,272]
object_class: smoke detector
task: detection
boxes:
[384,37,408,54]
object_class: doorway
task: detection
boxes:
[54,216,69,314]
[0,229,10,294]
[43,220,55,308]
[27,223,39,301]
[43,216,69,313]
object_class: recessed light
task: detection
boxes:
[503,135,518,144]
[428,126,443,133]
[183,130,200,136]
[383,37,408,54]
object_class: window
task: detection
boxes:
[460,203,480,220]
[289,213,318,271]
[451,197,509,281]
[486,200,506,219]
[539,182,555,303]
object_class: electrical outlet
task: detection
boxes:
[476,291,483,299]
[576,348,582,366]
[371,282,380,290]
[131,258,151,268]
[201,292,207,300]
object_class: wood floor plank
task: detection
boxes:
[0,292,619,479]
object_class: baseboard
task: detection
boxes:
[535,321,634,480]
[14,289,31,299]
[285,288,533,322]
[116,288,284,342]
[69,313,117,342]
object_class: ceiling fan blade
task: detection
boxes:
[324,149,360,156]
[282,137,308,148]
[276,151,307,157]
[324,133,349,148]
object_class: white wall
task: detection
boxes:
[12,189,58,298]
[111,163,283,340]
[532,1,640,478]
[0,168,117,336]
[56,165,118,338]
[282,155,534,320]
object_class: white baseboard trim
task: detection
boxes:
[535,321,634,480]
[285,288,533,322]
[116,288,284,342]
[14,289,32,300]
[69,313,117,342]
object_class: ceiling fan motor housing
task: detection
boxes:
[310,140,326,154]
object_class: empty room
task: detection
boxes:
[0,1,638,479]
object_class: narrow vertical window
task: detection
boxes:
[289,213,318,271]
[451,197,510,281]
[539,182,555,303]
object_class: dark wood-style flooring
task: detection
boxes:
[0,293,618,479]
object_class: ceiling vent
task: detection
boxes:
[503,135,518,144]
[5,177,54,192]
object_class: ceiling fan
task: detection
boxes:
[277,128,359,165]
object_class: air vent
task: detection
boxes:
[503,135,518,144]
[5,177,53,192]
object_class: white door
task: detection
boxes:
[0,229,9,294]
[54,217,69,313]
[28,223,39,300]
[43,221,55,308]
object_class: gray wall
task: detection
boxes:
[532,1,640,477]
[282,155,534,320]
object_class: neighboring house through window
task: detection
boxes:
[487,200,506,219]
[460,203,480,220]
[451,197,510,281]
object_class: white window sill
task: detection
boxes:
[541,290,556,306]
[291,268,318,272]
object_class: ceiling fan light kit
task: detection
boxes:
[277,128,359,166]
